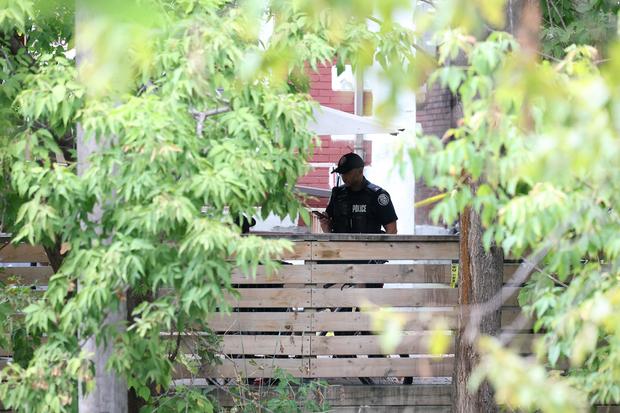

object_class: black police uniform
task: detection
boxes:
[323,177,397,291]
[323,178,401,383]
[326,178,398,233]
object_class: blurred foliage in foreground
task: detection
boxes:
[405,6,620,411]
[2,0,620,412]
[0,0,416,411]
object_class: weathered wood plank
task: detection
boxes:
[207,312,312,332]
[501,308,533,331]
[309,357,454,378]
[203,309,532,333]
[0,266,53,285]
[162,334,311,355]
[0,244,48,263]
[204,384,452,407]
[219,335,310,355]
[0,263,524,286]
[2,333,539,359]
[254,233,459,242]
[0,267,516,287]
[502,287,521,307]
[226,289,311,307]
[174,358,310,378]
[312,263,525,285]
[311,264,451,284]
[310,288,457,308]
[311,241,459,261]
[330,407,450,413]
[324,384,452,407]
[231,263,524,285]
[500,333,540,353]
[311,334,454,355]
[312,310,456,332]
[232,265,310,284]
[175,357,454,379]
[279,242,312,260]
[228,287,466,308]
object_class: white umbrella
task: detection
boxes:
[296,106,406,197]
[308,105,405,135]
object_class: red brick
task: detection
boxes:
[312,81,332,90]
[310,94,329,103]
[312,154,330,162]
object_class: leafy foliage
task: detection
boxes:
[406,15,620,411]
[0,273,41,368]
[540,0,619,59]
[0,0,417,412]
[4,0,620,412]
[224,368,329,413]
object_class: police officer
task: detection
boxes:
[318,152,398,234]
[316,153,410,385]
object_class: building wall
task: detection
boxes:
[298,62,373,200]
[414,82,455,228]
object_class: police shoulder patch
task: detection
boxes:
[377,193,390,206]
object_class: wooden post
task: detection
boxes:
[76,4,128,412]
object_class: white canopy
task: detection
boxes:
[308,105,405,136]
[295,185,331,197]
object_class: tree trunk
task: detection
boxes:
[453,207,504,412]
[453,2,537,411]
[76,5,128,412]
[76,129,128,413]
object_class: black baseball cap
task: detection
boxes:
[332,152,365,174]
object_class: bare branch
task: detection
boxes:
[545,0,554,28]
[549,0,568,31]
[190,106,231,137]
[499,310,537,345]
[366,15,438,66]
[464,245,549,344]
[534,263,569,288]
[537,51,562,62]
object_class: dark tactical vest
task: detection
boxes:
[331,181,384,233]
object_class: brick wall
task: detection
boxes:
[416,83,454,138]
[301,62,455,229]
[415,82,455,226]
[298,62,373,206]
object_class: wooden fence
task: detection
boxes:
[195,235,529,383]
[2,235,618,412]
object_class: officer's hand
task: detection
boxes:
[318,216,331,233]
[313,211,331,233]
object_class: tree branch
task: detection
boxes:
[549,0,568,31]
[190,106,231,136]
[366,15,438,66]
[168,312,183,363]
[464,245,548,343]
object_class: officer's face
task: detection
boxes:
[340,167,364,187]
